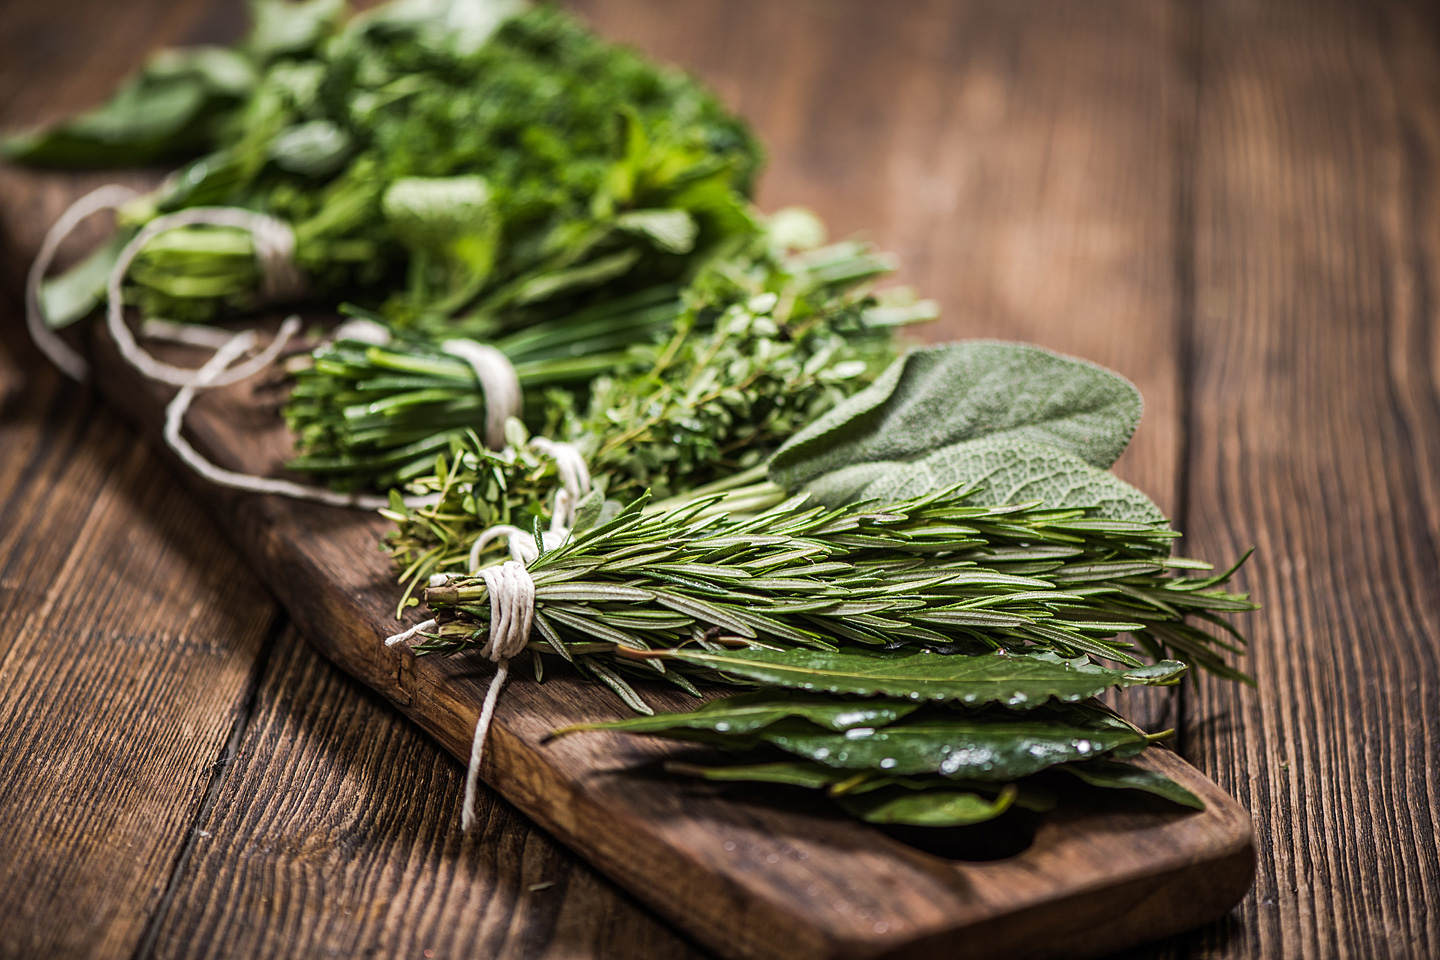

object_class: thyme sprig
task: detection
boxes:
[285,221,928,492]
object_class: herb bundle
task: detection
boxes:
[284,219,931,490]
[10,0,762,335]
[414,485,1251,704]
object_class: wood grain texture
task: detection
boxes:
[1181,0,1440,956]
[147,627,705,960]
[0,379,278,960]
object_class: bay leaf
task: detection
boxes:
[554,689,919,738]
[654,647,1186,707]
[834,784,1016,827]
[754,703,1148,781]
[664,759,853,790]
[1064,758,1204,809]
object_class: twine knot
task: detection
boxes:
[388,436,593,831]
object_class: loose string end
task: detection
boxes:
[385,618,436,647]
[462,658,510,832]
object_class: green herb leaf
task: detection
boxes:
[818,435,1168,525]
[752,703,1148,780]
[648,648,1186,707]
[1064,758,1205,809]
[834,784,1017,826]
[771,341,1143,484]
[768,341,1158,519]
[664,759,854,790]
[554,689,920,738]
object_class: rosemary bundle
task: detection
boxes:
[415,486,1252,697]
[393,340,1257,824]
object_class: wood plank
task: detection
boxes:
[1183,0,1440,955]
[0,399,278,959]
[0,4,283,956]
[147,627,706,960]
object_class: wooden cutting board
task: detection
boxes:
[2,169,1254,960]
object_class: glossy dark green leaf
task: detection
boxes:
[554,690,919,738]
[834,784,1017,826]
[752,702,1148,781]
[664,759,853,790]
[1064,759,1205,810]
[655,648,1186,707]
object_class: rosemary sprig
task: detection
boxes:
[412,485,1256,710]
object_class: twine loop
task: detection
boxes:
[106,207,306,388]
[441,339,522,450]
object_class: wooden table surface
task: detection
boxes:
[2,1,1437,957]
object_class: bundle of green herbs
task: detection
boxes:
[391,341,1256,827]
[10,0,761,338]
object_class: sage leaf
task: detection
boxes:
[806,435,1167,525]
[652,648,1186,707]
[770,341,1143,488]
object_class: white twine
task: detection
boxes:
[107,207,306,388]
[24,183,140,380]
[27,191,447,512]
[331,318,392,346]
[441,339,522,450]
[529,436,590,522]
[164,322,443,511]
[141,318,239,350]
[386,437,593,831]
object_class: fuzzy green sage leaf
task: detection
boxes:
[769,341,1143,492]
